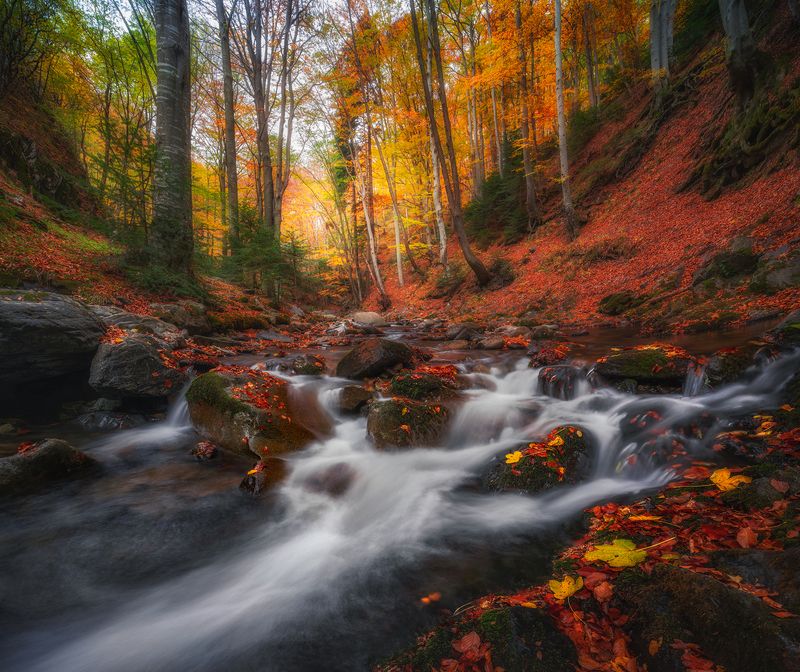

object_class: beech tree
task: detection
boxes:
[718,0,756,107]
[151,0,193,275]
[554,0,578,238]
[649,0,678,88]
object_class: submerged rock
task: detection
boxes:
[366,398,450,449]
[0,289,103,389]
[0,439,98,496]
[239,457,289,495]
[186,367,314,458]
[335,337,416,379]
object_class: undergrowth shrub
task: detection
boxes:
[427,262,466,299]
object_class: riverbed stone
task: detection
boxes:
[0,289,104,388]
[337,385,373,413]
[616,563,800,672]
[593,344,695,391]
[487,426,589,494]
[388,372,458,401]
[149,301,212,335]
[538,365,585,400]
[0,439,98,496]
[89,335,187,398]
[335,337,417,379]
[186,368,314,458]
[349,311,387,327]
[367,398,450,449]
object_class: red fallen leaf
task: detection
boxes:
[770,479,789,493]
[736,527,758,548]
[593,581,614,602]
[772,611,796,618]
[452,631,481,655]
[439,659,460,672]
[17,441,37,454]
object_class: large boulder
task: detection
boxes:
[0,290,103,388]
[149,301,212,335]
[335,337,416,379]
[616,563,800,672]
[89,334,187,398]
[367,399,450,449]
[388,371,459,401]
[89,305,185,341]
[593,344,695,391]
[337,385,373,414]
[487,426,589,494]
[0,439,98,496]
[348,311,387,327]
[185,367,314,458]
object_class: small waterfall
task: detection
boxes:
[682,360,708,397]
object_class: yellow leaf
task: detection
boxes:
[629,515,662,521]
[401,407,408,415]
[710,468,752,492]
[505,450,523,464]
[519,601,539,609]
[548,435,565,447]
[584,539,647,567]
[548,575,584,600]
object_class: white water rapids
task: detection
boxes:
[5,348,800,672]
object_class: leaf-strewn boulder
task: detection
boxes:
[186,366,314,458]
[593,344,695,391]
[367,398,450,449]
[335,337,416,379]
[0,439,98,496]
[0,290,103,388]
[487,426,589,494]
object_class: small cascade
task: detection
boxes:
[537,364,589,400]
[682,360,708,397]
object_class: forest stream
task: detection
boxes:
[2,324,799,672]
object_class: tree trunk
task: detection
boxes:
[151,0,193,275]
[412,0,490,286]
[427,37,447,266]
[516,1,541,231]
[718,0,757,107]
[554,0,579,238]
[583,3,599,107]
[650,0,678,88]
[215,0,239,251]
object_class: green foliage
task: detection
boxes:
[124,260,207,300]
[427,261,466,299]
[673,0,720,64]
[465,135,527,246]
[488,256,516,289]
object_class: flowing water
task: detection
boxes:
[2,332,798,672]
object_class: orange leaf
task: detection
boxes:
[736,527,758,548]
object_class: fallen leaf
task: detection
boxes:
[505,450,523,464]
[584,539,647,567]
[548,575,584,600]
[736,527,758,548]
[770,479,789,493]
[710,468,752,492]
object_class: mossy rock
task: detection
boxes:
[366,398,450,449]
[594,345,695,387]
[616,563,800,672]
[694,248,760,284]
[487,426,589,494]
[598,290,646,316]
[382,606,575,672]
[290,354,327,375]
[186,369,314,458]
[389,372,458,401]
[705,342,760,388]
[770,310,800,346]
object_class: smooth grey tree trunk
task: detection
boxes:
[151,0,193,274]
[215,0,239,251]
[516,1,540,231]
[412,0,490,286]
[650,0,677,87]
[554,0,579,238]
[718,0,757,106]
[426,38,447,265]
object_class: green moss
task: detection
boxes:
[390,373,454,401]
[367,399,451,449]
[407,626,453,671]
[185,372,249,417]
[598,290,647,316]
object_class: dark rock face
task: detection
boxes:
[337,385,373,413]
[239,457,289,495]
[149,301,211,335]
[0,290,103,388]
[186,369,314,458]
[89,336,187,398]
[335,338,416,379]
[445,322,484,341]
[616,563,800,672]
[389,372,458,401]
[89,305,185,341]
[0,439,98,496]
[367,399,450,449]
[289,354,327,376]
